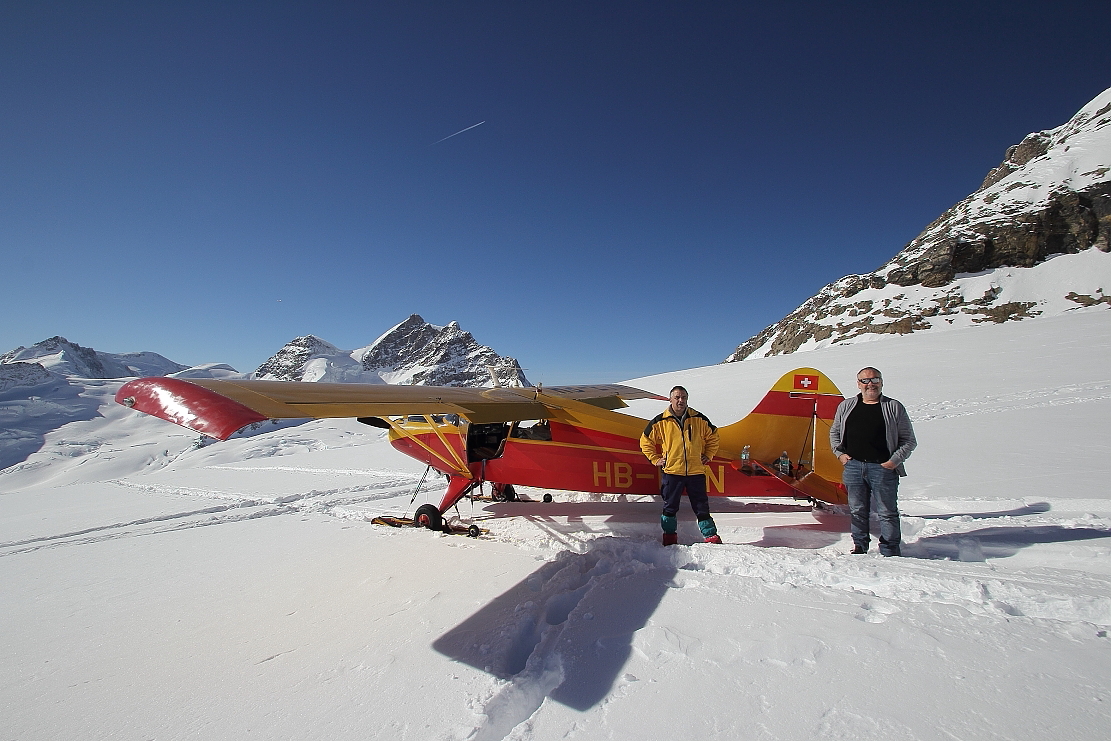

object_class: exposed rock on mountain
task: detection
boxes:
[726,87,1111,362]
[253,315,530,387]
[0,362,64,394]
[0,336,188,378]
[253,336,351,382]
[358,315,530,387]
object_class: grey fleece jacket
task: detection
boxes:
[829,394,917,477]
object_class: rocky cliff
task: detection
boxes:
[253,315,530,387]
[726,86,1111,362]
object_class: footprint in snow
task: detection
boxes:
[854,599,900,623]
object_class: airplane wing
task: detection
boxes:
[115,378,665,440]
[538,384,667,410]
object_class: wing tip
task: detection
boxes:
[116,377,269,440]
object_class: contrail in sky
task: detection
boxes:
[432,120,485,145]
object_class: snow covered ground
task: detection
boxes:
[3,309,1110,740]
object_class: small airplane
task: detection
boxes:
[115,367,848,531]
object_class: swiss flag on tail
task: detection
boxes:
[793,374,819,391]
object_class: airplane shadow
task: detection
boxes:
[432,537,675,713]
[909,501,1052,519]
[903,524,1111,561]
[750,523,845,550]
[486,497,812,523]
[747,502,1077,554]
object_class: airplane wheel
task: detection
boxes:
[492,484,517,502]
[414,504,442,531]
[467,524,481,538]
[543,493,553,503]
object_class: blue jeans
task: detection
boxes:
[842,460,901,556]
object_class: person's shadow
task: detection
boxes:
[433,537,675,716]
[753,501,1110,561]
[904,524,1110,561]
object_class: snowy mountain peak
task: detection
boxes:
[1,336,126,378]
[0,336,189,379]
[253,317,530,387]
[726,86,1111,362]
[252,335,346,381]
[357,314,529,387]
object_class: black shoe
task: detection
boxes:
[850,545,868,555]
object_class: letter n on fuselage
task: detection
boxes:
[705,464,725,494]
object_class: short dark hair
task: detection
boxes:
[857,367,882,380]
[670,385,688,395]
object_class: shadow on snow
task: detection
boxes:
[904,524,1111,561]
[0,380,102,471]
[433,537,675,718]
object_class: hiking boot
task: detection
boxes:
[704,534,723,544]
[850,545,868,555]
[662,533,678,546]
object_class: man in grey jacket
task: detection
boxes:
[829,367,917,556]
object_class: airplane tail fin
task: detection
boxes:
[717,368,846,502]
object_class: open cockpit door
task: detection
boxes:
[466,422,511,462]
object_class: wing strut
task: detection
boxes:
[422,415,471,475]
[406,465,434,515]
[388,417,472,479]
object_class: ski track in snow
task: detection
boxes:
[0,467,446,557]
[907,379,1111,421]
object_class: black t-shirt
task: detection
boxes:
[842,397,889,463]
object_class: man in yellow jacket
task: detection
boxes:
[639,386,722,545]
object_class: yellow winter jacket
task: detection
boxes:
[639,406,720,476]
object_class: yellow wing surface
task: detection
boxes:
[114,377,665,440]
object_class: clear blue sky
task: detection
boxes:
[3,1,1109,384]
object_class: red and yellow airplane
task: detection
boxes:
[115,367,847,530]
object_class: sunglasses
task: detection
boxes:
[857,378,882,385]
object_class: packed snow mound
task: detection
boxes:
[0,370,99,472]
[0,336,188,378]
[0,362,64,393]
[728,85,1111,361]
[168,363,244,380]
[253,315,530,387]
[107,350,190,377]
